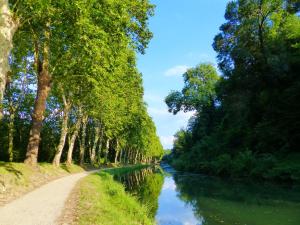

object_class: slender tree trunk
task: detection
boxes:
[90,126,100,164]
[52,96,71,166]
[129,149,133,164]
[79,115,88,166]
[134,151,138,164]
[24,23,51,166]
[6,65,28,161]
[105,139,110,164]
[114,139,119,164]
[0,0,19,119]
[96,128,103,163]
[66,116,81,165]
[114,150,119,164]
[8,108,14,162]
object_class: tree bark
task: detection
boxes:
[66,116,81,165]
[90,125,100,164]
[0,0,19,119]
[8,107,14,162]
[105,138,109,164]
[52,95,71,166]
[24,23,51,166]
[96,128,103,163]
[79,115,88,166]
[134,151,138,164]
[129,149,132,164]
[114,139,119,164]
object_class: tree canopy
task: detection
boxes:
[0,0,163,166]
[166,0,300,182]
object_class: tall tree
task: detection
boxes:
[0,0,19,119]
[22,0,154,165]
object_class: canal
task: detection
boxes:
[113,164,300,225]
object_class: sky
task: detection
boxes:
[137,0,229,149]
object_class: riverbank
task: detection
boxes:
[0,162,91,206]
[165,152,300,183]
[64,165,154,225]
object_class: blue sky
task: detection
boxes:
[137,0,229,149]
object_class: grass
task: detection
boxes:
[0,162,86,205]
[76,166,154,225]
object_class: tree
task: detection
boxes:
[0,0,19,119]
[165,63,219,114]
[20,0,154,166]
[0,0,163,168]
[166,0,300,181]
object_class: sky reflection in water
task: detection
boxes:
[156,177,203,225]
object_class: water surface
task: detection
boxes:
[113,164,300,225]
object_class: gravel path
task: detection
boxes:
[0,170,97,225]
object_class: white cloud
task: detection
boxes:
[164,65,189,77]
[160,136,175,148]
[175,111,195,124]
[146,105,195,148]
[162,179,176,190]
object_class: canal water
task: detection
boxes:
[112,164,300,225]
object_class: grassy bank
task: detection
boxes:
[0,162,86,205]
[75,166,154,225]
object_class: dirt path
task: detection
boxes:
[0,170,98,225]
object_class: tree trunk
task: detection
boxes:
[8,109,14,162]
[129,149,132,164]
[90,126,100,164]
[79,115,88,166]
[52,96,70,166]
[123,149,127,164]
[114,139,119,164]
[6,72,28,161]
[96,128,103,163]
[105,138,110,164]
[134,151,138,164]
[0,0,19,119]
[66,116,81,165]
[24,22,51,166]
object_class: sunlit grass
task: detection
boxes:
[77,168,154,225]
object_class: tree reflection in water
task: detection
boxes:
[113,167,164,218]
[173,173,300,225]
[112,165,300,225]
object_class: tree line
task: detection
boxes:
[166,0,300,181]
[0,0,163,166]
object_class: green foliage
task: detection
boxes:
[167,0,300,182]
[165,63,219,114]
[0,0,163,164]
